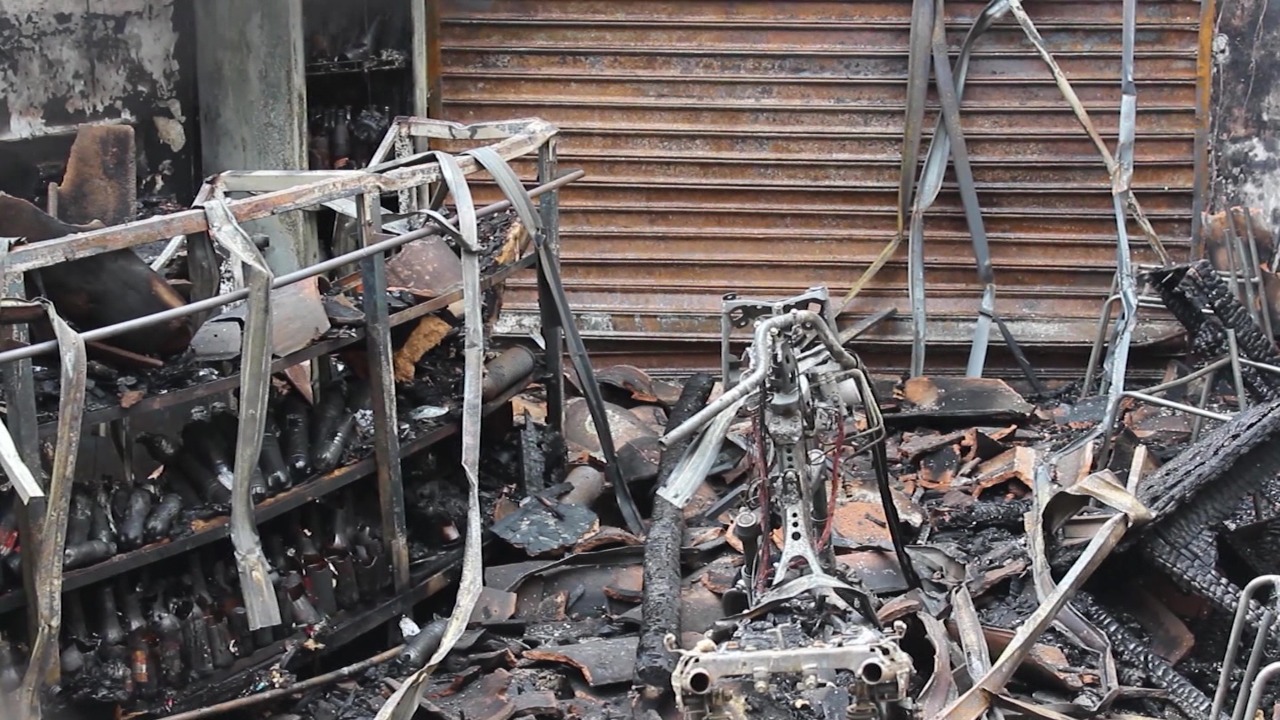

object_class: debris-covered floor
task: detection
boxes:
[179,262,1280,720]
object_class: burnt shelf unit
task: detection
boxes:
[0,117,567,715]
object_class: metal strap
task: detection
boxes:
[376,151,485,720]
[201,195,282,631]
[18,299,85,718]
[837,0,934,316]
[465,147,645,536]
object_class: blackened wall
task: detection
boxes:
[1212,0,1280,225]
[0,0,199,202]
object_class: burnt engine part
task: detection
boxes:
[666,293,914,720]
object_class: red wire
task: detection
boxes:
[752,401,772,596]
[817,410,845,552]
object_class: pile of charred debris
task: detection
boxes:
[6,126,1280,720]
[204,243,1280,720]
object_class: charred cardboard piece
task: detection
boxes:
[54,124,137,227]
[0,194,193,357]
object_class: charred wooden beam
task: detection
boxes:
[635,373,715,706]
[1071,592,1217,720]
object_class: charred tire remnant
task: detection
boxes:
[1141,532,1267,630]
[1151,262,1280,401]
[1071,593,1217,720]
[1135,397,1280,522]
[1131,397,1280,630]
[635,373,716,703]
[932,499,1032,532]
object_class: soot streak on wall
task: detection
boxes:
[0,0,198,200]
[1213,0,1280,227]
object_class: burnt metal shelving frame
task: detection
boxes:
[0,117,570,718]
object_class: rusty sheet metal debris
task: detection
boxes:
[385,235,465,299]
[940,456,1149,720]
[381,151,490,720]
[190,276,331,360]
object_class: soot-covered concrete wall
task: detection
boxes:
[1212,0,1280,226]
[0,0,198,201]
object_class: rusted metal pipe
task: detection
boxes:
[481,345,536,402]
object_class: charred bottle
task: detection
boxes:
[151,602,185,686]
[211,402,269,502]
[260,414,293,494]
[183,406,237,498]
[97,582,126,647]
[279,392,313,480]
[327,507,360,609]
[139,432,230,505]
[117,486,154,551]
[144,493,185,542]
[311,381,355,473]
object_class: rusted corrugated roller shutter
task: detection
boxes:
[437,0,1200,377]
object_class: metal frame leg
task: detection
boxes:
[359,193,410,593]
[537,141,565,438]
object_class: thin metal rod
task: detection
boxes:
[0,171,584,366]
[1242,210,1276,341]
[1212,575,1280,720]
[1240,358,1280,376]
[1191,367,1218,442]
[160,644,404,720]
[1241,662,1280,720]
[1123,391,1232,422]
[1083,291,1121,396]
[1142,356,1229,395]
[1228,329,1248,410]
[1232,606,1276,720]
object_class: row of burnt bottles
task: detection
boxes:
[0,380,374,591]
[308,105,392,171]
[54,503,393,706]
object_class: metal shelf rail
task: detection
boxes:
[0,116,570,718]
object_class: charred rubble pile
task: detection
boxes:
[257,278,1280,720]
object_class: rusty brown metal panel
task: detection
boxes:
[438,0,1201,376]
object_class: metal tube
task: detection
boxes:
[1240,358,1280,376]
[1121,391,1231,422]
[1230,222,1263,333]
[1083,293,1121,396]
[1240,662,1280,720]
[1141,356,1229,395]
[1211,575,1280,720]
[1231,607,1275,720]
[1190,367,1218,442]
[1241,209,1276,341]
[0,171,583,366]
[1228,329,1249,410]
